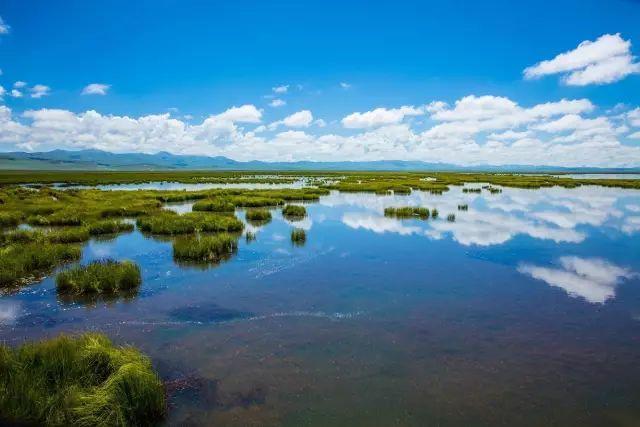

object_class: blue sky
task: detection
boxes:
[1,0,640,166]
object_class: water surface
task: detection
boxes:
[1,185,640,426]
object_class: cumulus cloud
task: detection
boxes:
[518,256,635,304]
[342,106,424,129]
[269,98,286,107]
[213,104,262,123]
[524,33,640,86]
[81,83,110,95]
[340,82,351,89]
[272,85,289,94]
[13,81,26,88]
[268,110,314,130]
[10,89,22,98]
[30,84,50,99]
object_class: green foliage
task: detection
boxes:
[47,228,91,243]
[0,242,81,288]
[172,234,238,262]
[230,195,284,207]
[291,228,306,245]
[56,260,141,296]
[0,211,21,227]
[447,214,456,222]
[457,204,468,211]
[282,204,307,218]
[431,208,439,219]
[192,199,235,212]
[0,332,165,426]
[384,206,430,219]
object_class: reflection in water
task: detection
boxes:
[0,301,21,325]
[518,257,636,304]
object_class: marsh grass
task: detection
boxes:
[230,196,284,207]
[47,227,91,243]
[87,219,135,235]
[192,199,235,213]
[0,212,21,227]
[137,212,243,235]
[462,188,481,193]
[282,204,307,218]
[245,231,256,242]
[0,332,165,426]
[431,209,439,219]
[457,204,468,211]
[291,228,306,245]
[447,213,456,222]
[384,206,430,219]
[245,209,272,222]
[173,234,238,263]
[56,259,141,296]
[0,243,81,288]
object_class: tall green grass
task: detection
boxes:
[0,243,81,288]
[137,212,243,235]
[0,332,165,426]
[282,204,307,218]
[0,211,21,227]
[384,206,430,219]
[192,199,235,213]
[87,219,135,235]
[56,260,141,295]
[447,213,456,222]
[172,234,238,262]
[245,209,272,222]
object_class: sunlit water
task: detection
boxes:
[48,180,312,191]
[2,185,640,426]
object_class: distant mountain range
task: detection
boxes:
[0,149,638,173]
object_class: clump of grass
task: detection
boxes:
[457,204,468,211]
[173,234,238,262]
[431,208,439,219]
[0,243,81,288]
[230,196,284,207]
[447,213,456,222]
[137,212,243,235]
[282,204,307,218]
[245,231,256,242]
[87,219,135,235]
[46,227,91,243]
[56,259,141,295]
[0,211,21,227]
[0,332,166,426]
[291,228,306,245]
[245,209,272,222]
[393,187,412,195]
[27,210,83,226]
[192,199,235,213]
[384,206,430,219]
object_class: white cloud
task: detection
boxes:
[10,89,22,98]
[0,17,9,35]
[524,33,640,86]
[342,106,424,129]
[81,83,110,95]
[13,81,27,88]
[518,256,635,304]
[0,85,4,98]
[272,85,289,94]
[628,131,640,140]
[30,84,51,99]
[269,98,286,108]
[282,110,313,128]
[212,104,262,123]
[628,108,640,127]
[340,82,351,89]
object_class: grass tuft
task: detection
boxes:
[384,206,430,219]
[56,259,141,295]
[282,204,307,218]
[0,332,165,426]
[0,243,81,288]
[173,234,238,263]
[87,220,134,235]
[245,209,272,222]
[291,228,306,245]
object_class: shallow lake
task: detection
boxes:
[48,180,312,191]
[1,184,640,426]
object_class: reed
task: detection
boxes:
[457,204,468,211]
[447,213,456,222]
[245,209,272,222]
[192,199,235,213]
[137,212,243,235]
[431,209,439,219]
[291,228,306,245]
[0,332,165,426]
[384,206,430,219]
[87,219,135,235]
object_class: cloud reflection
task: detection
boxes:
[518,256,635,304]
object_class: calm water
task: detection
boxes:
[49,180,311,191]
[2,185,640,426]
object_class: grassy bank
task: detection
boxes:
[173,234,239,263]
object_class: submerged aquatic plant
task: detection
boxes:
[384,206,430,219]
[173,234,238,262]
[282,204,307,218]
[0,332,166,426]
[56,259,141,295]
[291,228,306,245]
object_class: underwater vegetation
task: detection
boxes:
[291,228,306,245]
[384,206,430,219]
[0,332,165,426]
[172,233,239,263]
[282,204,307,218]
[56,259,141,296]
